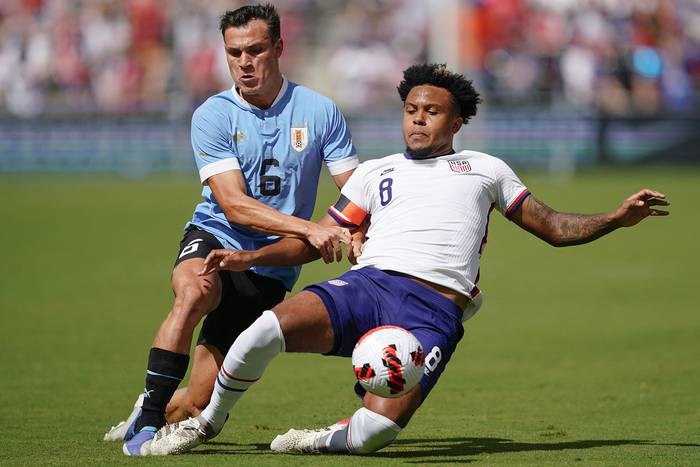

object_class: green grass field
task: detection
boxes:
[1,167,698,466]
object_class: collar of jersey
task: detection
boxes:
[230,75,289,112]
[403,149,456,160]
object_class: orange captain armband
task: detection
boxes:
[328,195,367,228]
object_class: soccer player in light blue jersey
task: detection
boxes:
[114,4,359,456]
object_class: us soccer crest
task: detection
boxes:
[449,160,471,174]
[291,127,308,152]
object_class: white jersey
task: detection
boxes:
[328,150,529,299]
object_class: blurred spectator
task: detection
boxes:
[0,0,698,117]
[464,0,699,114]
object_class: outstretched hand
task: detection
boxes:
[198,249,255,276]
[612,189,670,228]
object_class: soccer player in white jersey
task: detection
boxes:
[146,64,669,456]
[114,5,360,456]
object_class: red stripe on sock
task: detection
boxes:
[221,367,259,383]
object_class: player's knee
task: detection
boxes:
[347,407,402,454]
[238,310,285,357]
[171,281,219,322]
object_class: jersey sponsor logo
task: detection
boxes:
[232,131,246,142]
[328,279,348,286]
[291,127,308,152]
[448,160,472,174]
[380,167,395,176]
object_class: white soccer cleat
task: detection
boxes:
[270,420,348,454]
[103,393,144,441]
[148,417,217,455]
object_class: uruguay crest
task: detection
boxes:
[291,127,308,152]
[449,160,471,173]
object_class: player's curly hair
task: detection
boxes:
[220,3,280,41]
[397,64,481,125]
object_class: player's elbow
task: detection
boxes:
[538,230,566,247]
[544,233,581,247]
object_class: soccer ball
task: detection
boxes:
[351,326,425,398]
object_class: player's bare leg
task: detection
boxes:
[140,258,221,424]
[363,385,422,428]
[123,258,222,455]
[273,291,336,352]
[165,388,188,421]
[107,260,223,444]
[165,344,223,423]
[155,259,222,353]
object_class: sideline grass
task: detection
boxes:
[1,167,698,465]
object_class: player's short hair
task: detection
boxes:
[219,3,281,41]
[397,64,481,125]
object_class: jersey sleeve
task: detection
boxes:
[322,101,359,176]
[327,163,369,228]
[191,103,240,184]
[490,157,530,219]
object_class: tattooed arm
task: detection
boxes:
[510,189,670,247]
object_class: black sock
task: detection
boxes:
[135,347,190,431]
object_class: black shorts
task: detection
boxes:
[175,227,287,356]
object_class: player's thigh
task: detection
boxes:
[363,385,423,428]
[273,291,334,354]
[171,227,228,314]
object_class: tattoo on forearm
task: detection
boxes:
[528,196,615,246]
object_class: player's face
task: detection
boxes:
[402,85,462,158]
[223,19,284,108]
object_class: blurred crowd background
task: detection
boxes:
[1,0,698,118]
[1,0,698,173]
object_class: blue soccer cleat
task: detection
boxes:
[122,412,142,442]
[103,394,144,442]
[122,426,157,456]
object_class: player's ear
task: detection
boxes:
[452,116,463,134]
[274,38,284,58]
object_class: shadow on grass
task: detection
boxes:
[370,437,699,460]
[186,437,699,459]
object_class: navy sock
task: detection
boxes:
[135,347,189,431]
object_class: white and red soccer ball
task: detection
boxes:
[351,326,425,398]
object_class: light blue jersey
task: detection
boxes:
[187,78,358,290]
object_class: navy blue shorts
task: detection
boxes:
[304,267,464,400]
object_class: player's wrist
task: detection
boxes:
[606,211,623,230]
[247,249,263,266]
[301,221,315,240]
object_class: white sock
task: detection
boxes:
[327,407,401,454]
[199,310,284,432]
